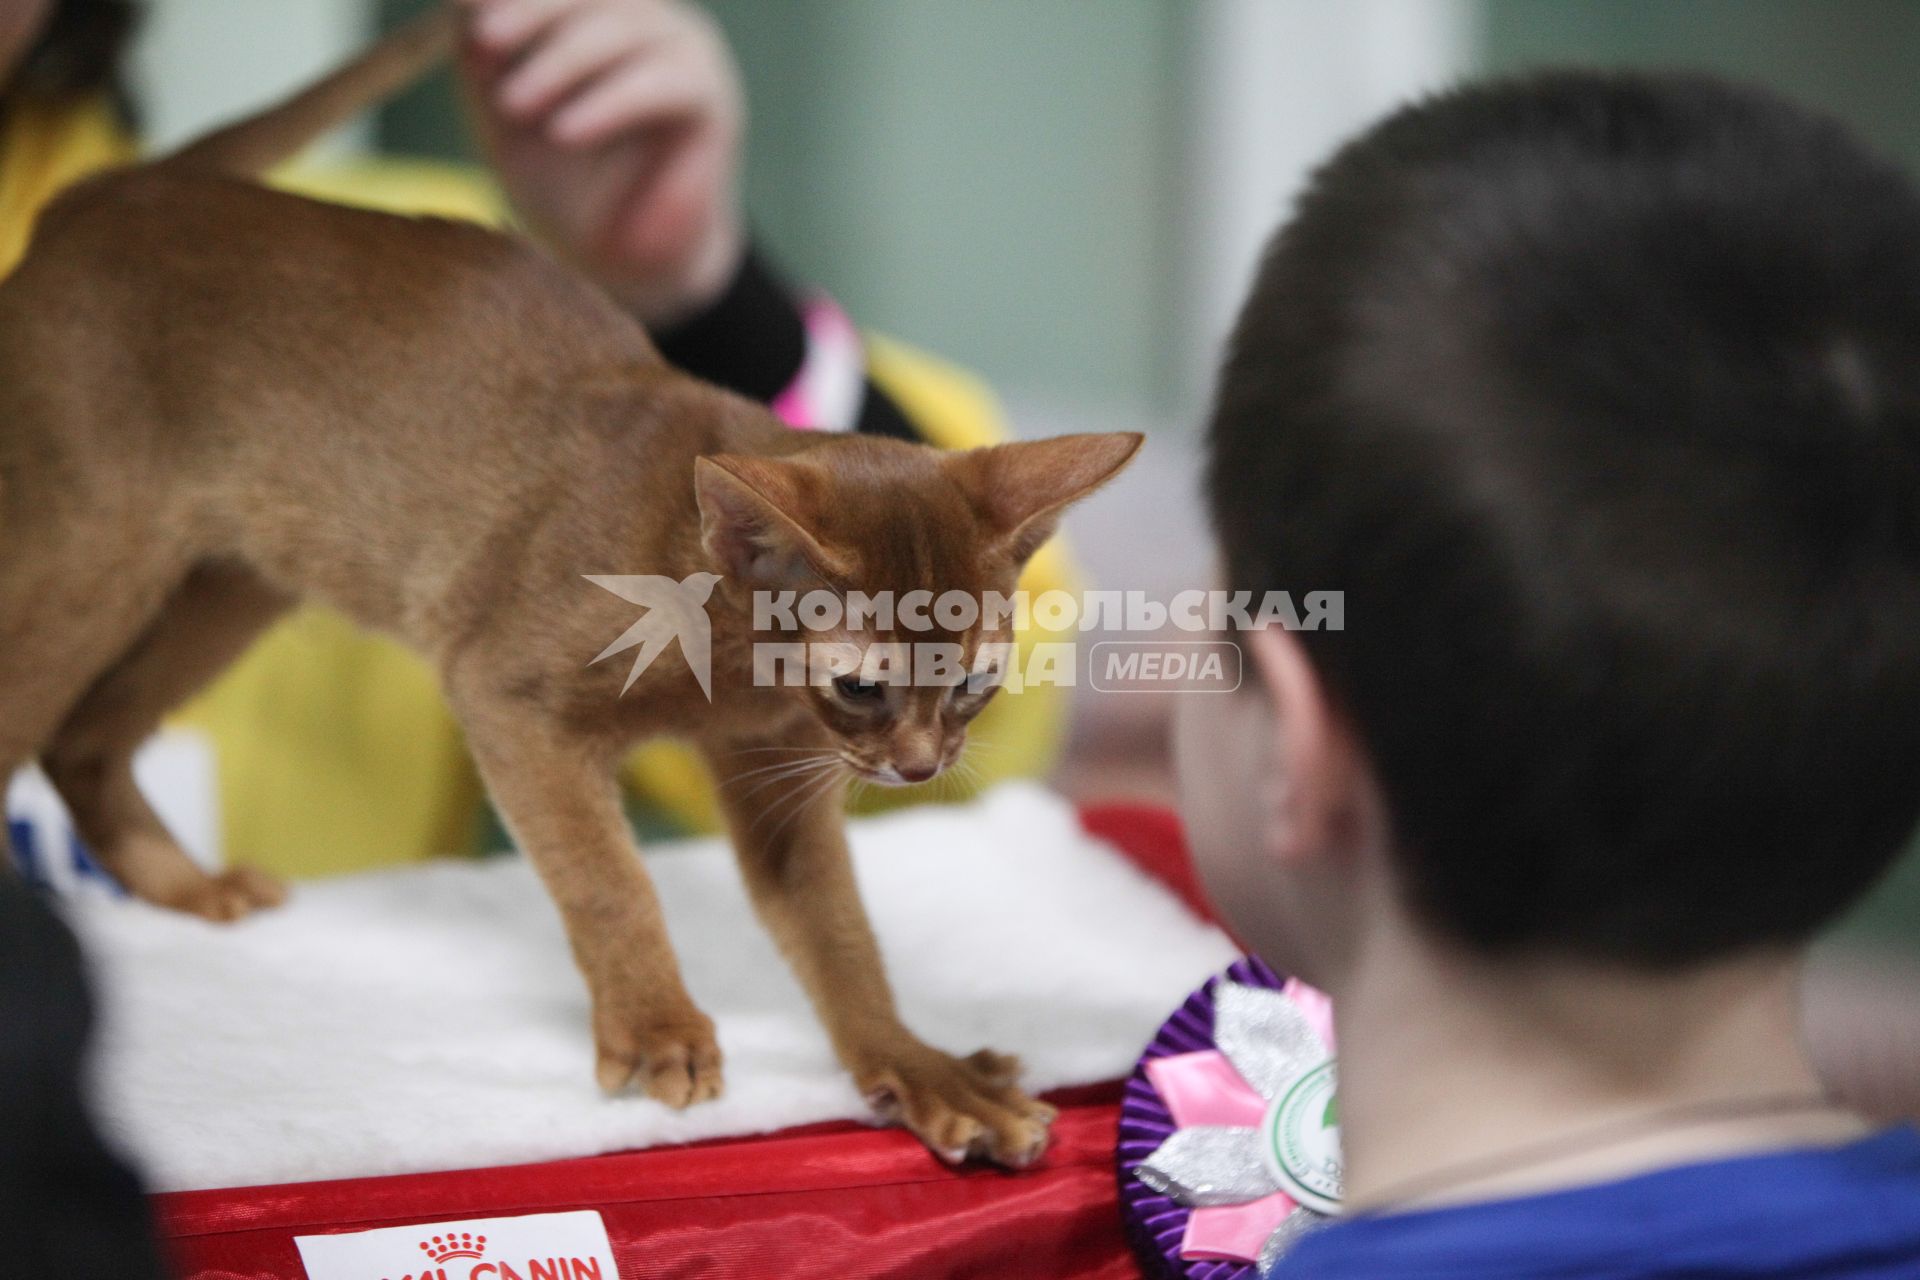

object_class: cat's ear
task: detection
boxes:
[948,432,1143,565]
[694,455,853,587]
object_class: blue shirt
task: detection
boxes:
[1270,1126,1920,1279]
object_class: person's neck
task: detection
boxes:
[1334,925,1866,1213]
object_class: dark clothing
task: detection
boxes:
[0,877,166,1279]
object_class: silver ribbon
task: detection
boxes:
[1257,1208,1328,1273]
[1135,1125,1282,1206]
[1214,980,1325,1101]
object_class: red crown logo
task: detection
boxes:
[418,1232,486,1263]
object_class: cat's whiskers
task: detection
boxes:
[950,753,986,793]
[923,739,985,798]
[723,745,837,756]
[737,771,844,809]
[721,752,833,790]
[725,753,843,805]
[723,753,837,786]
[960,734,1005,760]
[758,760,848,844]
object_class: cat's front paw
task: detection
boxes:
[593,1003,723,1109]
[858,1045,1058,1168]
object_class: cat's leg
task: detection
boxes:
[42,562,292,920]
[0,514,188,798]
[463,716,721,1107]
[704,743,1056,1167]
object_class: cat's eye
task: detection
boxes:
[833,673,884,703]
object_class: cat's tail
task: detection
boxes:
[160,7,454,179]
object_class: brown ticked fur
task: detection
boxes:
[0,13,1139,1164]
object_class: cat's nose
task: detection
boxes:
[891,729,943,783]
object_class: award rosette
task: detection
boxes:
[1118,957,1342,1278]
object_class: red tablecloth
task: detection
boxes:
[152,802,1204,1280]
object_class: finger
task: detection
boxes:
[497,6,654,118]
[468,0,597,54]
[597,126,735,278]
[548,57,710,147]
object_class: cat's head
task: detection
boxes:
[695,431,1141,784]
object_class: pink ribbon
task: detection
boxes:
[1184,1193,1299,1262]
[1146,1051,1268,1130]
[1282,977,1336,1053]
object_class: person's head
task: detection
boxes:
[1178,72,1920,989]
[0,0,133,106]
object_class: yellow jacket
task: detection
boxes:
[1,98,1073,874]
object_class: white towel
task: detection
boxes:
[64,782,1236,1191]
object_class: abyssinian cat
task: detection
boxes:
[0,13,1139,1165]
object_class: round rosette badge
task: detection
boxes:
[1118,957,1341,1277]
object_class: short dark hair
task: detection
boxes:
[1208,71,1920,967]
[7,0,135,106]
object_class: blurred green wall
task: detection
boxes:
[1482,0,1920,173]
[377,0,475,161]
[705,0,1187,418]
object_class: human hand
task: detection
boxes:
[457,0,745,327]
